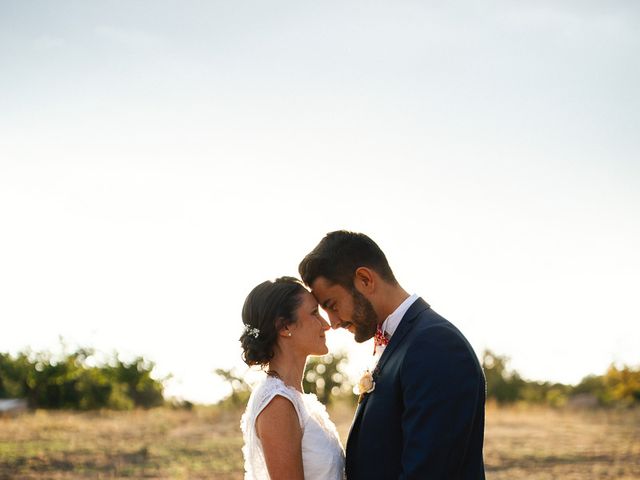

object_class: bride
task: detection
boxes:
[239,276,345,480]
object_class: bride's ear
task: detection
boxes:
[280,327,293,338]
[275,318,293,338]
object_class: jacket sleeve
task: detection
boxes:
[398,324,484,479]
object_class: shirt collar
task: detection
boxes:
[381,293,419,339]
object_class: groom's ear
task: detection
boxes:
[354,267,375,296]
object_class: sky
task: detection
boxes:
[1,1,639,403]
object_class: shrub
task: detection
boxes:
[0,347,165,410]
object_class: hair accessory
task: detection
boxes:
[244,325,260,339]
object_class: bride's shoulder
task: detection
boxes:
[246,376,311,430]
[245,376,302,414]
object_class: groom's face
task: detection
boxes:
[310,276,379,343]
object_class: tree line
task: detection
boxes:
[2,345,638,410]
[482,350,640,408]
[0,347,164,410]
[215,350,640,408]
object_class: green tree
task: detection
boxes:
[0,346,165,410]
[303,351,353,405]
[572,374,605,404]
[602,364,640,407]
[482,350,525,404]
[103,356,165,408]
[214,368,251,407]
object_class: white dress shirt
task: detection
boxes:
[373,293,419,358]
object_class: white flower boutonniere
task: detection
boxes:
[357,370,375,404]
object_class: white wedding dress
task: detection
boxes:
[240,375,345,480]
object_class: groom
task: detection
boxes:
[299,231,486,479]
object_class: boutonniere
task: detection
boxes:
[356,370,376,404]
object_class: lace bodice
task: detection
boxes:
[240,375,345,480]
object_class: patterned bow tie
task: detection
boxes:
[373,324,389,354]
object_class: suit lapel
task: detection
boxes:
[347,396,367,440]
[346,297,430,451]
[373,297,430,376]
[346,376,373,452]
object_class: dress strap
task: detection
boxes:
[255,376,307,430]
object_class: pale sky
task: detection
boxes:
[1,1,639,403]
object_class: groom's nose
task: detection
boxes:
[327,312,342,329]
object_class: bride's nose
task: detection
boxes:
[320,318,330,331]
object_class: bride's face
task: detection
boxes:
[288,291,331,356]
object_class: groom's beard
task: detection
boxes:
[351,289,379,343]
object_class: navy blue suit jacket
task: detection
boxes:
[345,298,486,479]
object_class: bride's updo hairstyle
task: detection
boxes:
[240,276,307,367]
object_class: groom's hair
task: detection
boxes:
[298,230,397,289]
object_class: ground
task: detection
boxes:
[1,403,638,479]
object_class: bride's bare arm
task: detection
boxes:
[255,395,304,479]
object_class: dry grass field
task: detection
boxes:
[1,403,638,479]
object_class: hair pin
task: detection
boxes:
[244,325,260,339]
